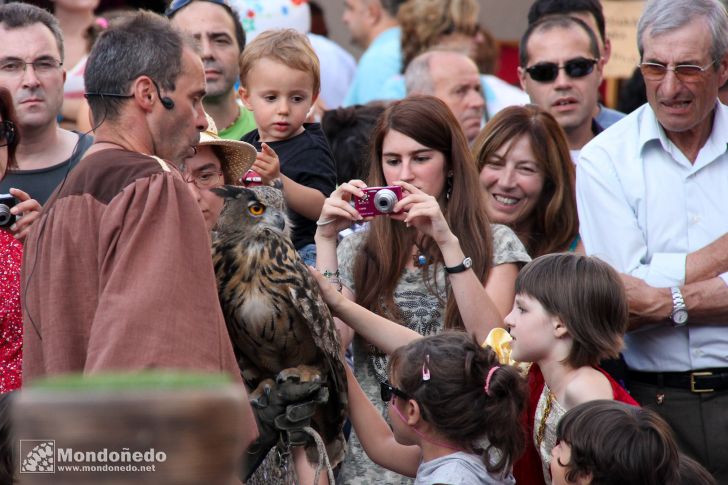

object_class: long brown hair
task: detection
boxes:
[353,95,492,331]
[472,105,578,256]
[0,87,19,170]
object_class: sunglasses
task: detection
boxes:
[525,57,598,83]
[639,60,716,83]
[380,381,409,403]
[0,120,16,148]
[165,0,230,17]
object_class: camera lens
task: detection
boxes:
[373,189,397,214]
[0,204,11,227]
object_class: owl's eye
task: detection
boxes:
[249,204,265,216]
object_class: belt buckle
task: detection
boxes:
[690,371,714,393]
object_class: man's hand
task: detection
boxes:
[9,188,41,243]
[620,273,672,329]
[251,143,281,185]
[243,372,328,480]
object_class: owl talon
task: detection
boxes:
[276,365,323,385]
[250,379,274,408]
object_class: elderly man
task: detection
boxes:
[0,4,91,239]
[342,0,404,106]
[167,0,255,140]
[22,12,256,449]
[528,0,625,128]
[519,15,605,159]
[405,49,485,144]
[577,0,728,480]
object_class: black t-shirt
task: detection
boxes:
[242,123,336,249]
[0,132,93,205]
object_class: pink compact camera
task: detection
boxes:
[354,186,402,217]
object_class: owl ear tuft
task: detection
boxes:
[210,185,247,200]
[210,186,232,199]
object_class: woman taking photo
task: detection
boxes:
[315,95,530,484]
[474,104,582,257]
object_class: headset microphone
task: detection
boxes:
[152,80,175,110]
[86,80,174,110]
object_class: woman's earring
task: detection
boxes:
[446,174,453,201]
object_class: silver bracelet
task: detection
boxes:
[316,217,335,226]
[319,269,342,292]
[327,276,343,292]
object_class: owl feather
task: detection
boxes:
[211,184,348,473]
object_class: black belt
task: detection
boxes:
[628,369,728,393]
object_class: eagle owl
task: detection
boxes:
[211,185,347,473]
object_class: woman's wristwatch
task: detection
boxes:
[445,256,472,274]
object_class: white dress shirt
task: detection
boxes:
[577,102,728,372]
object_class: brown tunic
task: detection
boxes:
[21,148,245,387]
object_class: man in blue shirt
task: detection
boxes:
[343,0,404,106]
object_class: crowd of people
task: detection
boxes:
[1,0,727,484]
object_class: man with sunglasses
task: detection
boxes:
[166,0,256,141]
[527,0,626,130]
[518,15,605,160]
[577,0,728,480]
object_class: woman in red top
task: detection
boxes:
[0,86,24,393]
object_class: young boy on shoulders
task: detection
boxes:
[239,29,336,265]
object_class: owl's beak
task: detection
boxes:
[273,213,286,231]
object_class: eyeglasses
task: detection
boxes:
[525,57,598,83]
[639,60,716,83]
[0,58,63,78]
[165,0,231,17]
[380,381,409,403]
[0,120,16,148]
[183,170,224,189]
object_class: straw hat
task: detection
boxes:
[198,114,257,184]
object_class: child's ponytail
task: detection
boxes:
[474,354,527,474]
[389,331,527,475]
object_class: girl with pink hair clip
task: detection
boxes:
[345,331,527,485]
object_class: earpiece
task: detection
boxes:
[152,80,175,110]
[86,80,174,111]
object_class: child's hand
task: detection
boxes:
[252,143,281,185]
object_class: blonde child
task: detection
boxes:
[239,28,336,265]
[347,332,527,484]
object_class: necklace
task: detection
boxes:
[413,240,429,267]
[535,390,554,451]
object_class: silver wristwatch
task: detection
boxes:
[670,286,688,327]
